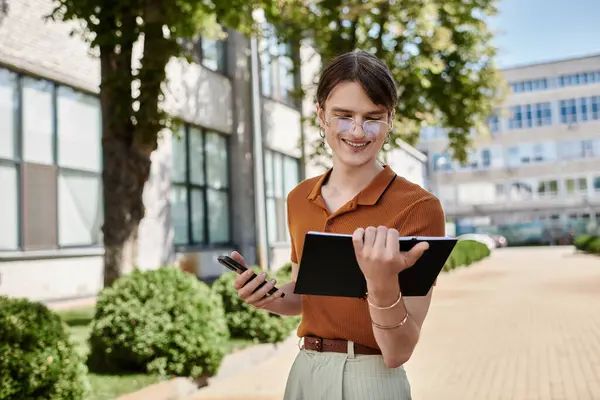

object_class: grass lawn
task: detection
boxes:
[57,307,254,400]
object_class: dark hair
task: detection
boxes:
[316,50,397,111]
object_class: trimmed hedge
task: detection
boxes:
[212,268,300,344]
[574,235,600,255]
[442,239,491,272]
[87,267,229,379]
[0,297,90,400]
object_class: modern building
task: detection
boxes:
[419,54,600,242]
[0,0,427,302]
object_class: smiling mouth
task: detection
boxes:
[342,139,371,148]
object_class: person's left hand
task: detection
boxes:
[352,226,429,286]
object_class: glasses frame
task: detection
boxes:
[323,114,393,138]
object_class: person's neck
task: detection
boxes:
[327,160,384,195]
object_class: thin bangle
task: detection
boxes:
[371,309,410,330]
[366,291,402,310]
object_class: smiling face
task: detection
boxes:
[318,81,392,169]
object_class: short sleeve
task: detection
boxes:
[287,194,298,264]
[399,197,446,237]
[398,197,446,286]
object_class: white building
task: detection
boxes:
[0,0,427,302]
[419,54,600,242]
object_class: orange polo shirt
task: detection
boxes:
[287,165,446,350]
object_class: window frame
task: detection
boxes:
[258,23,299,109]
[0,67,103,252]
[177,32,228,76]
[263,149,301,246]
[171,124,232,249]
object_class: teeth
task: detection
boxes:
[343,139,368,148]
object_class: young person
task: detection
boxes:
[231,49,446,400]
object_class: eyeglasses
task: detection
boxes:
[324,116,391,138]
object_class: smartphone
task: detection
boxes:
[217,255,285,298]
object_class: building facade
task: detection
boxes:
[0,0,427,302]
[419,54,600,242]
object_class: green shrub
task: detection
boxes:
[587,237,600,254]
[574,235,596,252]
[274,262,293,283]
[443,240,491,271]
[87,267,229,379]
[0,297,90,400]
[212,270,300,344]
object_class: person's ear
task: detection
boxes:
[316,103,326,129]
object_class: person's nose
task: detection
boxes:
[349,118,366,138]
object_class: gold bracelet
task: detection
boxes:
[371,309,410,330]
[366,291,402,310]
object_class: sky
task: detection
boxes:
[490,0,600,68]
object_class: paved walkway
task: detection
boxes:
[189,247,600,400]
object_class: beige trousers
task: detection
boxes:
[283,340,412,400]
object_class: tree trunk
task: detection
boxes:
[98,7,151,287]
[375,2,390,58]
[102,137,151,287]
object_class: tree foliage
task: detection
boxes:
[48,0,263,285]
[264,0,505,162]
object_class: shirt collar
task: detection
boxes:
[306,165,397,206]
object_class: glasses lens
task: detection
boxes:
[364,121,386,137]
[333,118,354,134]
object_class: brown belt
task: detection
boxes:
[303,336,382,355]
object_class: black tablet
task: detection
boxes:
[294,231,457,298]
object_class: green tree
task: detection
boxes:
[49,0,262,286]
[264,0,505,163]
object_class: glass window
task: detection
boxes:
[57,87,101,172]
[0,69,16,160]
[260,50,272,97]
[508,181,534,200]
[566,178,576,194]
[22,77,54,164]
[1,73,103,252]
[537,180,558,197]
[564,178,587,195]
[590,96,600,120]
[266,197,278,243]
[172,127,187,182]
[579,98,588,122]
[260,23,297,107]
[264,150,274,197]
[593,177,600,192]
[524,104,533,128]
[509,105,522,130]
[207,189,229,244]
[22,163,58,250]
[201,37,226,73]
[171,185,189,245]
[265,150,301,244]
[205,132,228,189]
[190,188,205,243]
[170,125,230,246]
[58,172,103,246]
[507,147,520,167]
[283,156,299,194]
[189,127,204,185]
[0,164,18,250]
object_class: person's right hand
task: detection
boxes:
[231,251,285,309]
